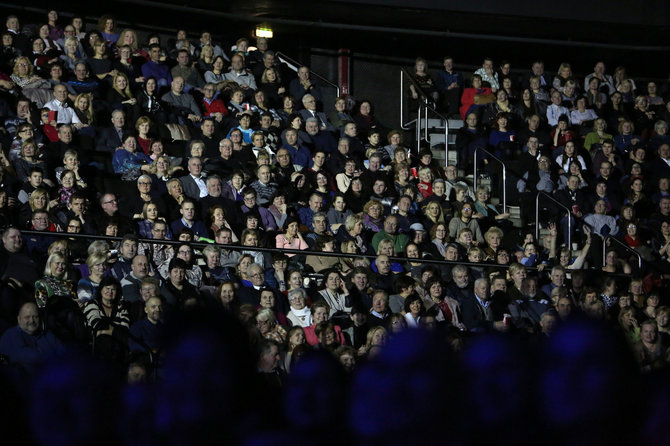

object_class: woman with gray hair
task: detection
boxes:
[286,288,312,328]
[256,307,287,343]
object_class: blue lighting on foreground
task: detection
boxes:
[1,312,660,446]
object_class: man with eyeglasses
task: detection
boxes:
[299,94,335,133]
[238,263,267,306]
[240,189,277,230]
[24,210,57,260]
[448,202,484,243]
[97,192,134,235]
[201,83,227,124]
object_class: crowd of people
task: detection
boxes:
[0,9,669,442]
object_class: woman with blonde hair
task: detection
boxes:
[11,56,53,106]
[421,200,446,234]
[35,252,77,307]
[197,44,215,74]
[77,252,109,304]
[89,40,117,80]
[358,326,388,357]
[108,72,138,121]
[552,62,573,94]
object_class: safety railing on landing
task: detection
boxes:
[399,67,428,131]
[473,147,507,213]
[417,102,450,166]
[535,192,571,249]
[603,235,643,271]
[275,51,340,97]
[399,68,450,162]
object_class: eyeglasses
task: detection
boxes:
[103,199,117,205]
[256,319,269,325]
[138,182,151,186]
[249,273,262,278]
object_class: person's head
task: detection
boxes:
[247,263,265,287]
[618,307,637,329]
[17,302,40,336]
[371,289,389,314]
[474,278,490,301]
[167,257,188,285]
[484,226,503,249]
[230,53,245,72]
[258,340,281,371]
[86,252,108,278]
[44,252,68,279]
[452,265,469,288]
[179,198,196,222]
[403,294,425,317]
[366,325,388,347]
[170,76,185,94]
[31,210,49,231]
[287,326,306,351]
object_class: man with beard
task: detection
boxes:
[129,296,165,357]
[508,276,551,332]
[446,264,473,305]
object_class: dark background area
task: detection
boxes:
[2,0,669,133]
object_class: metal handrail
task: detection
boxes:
[473,147,507,212]
[18,230,526,270]
[603,235,643,270]
[400,68,430,130]
[418,102,450,166]
[275,51,340,97]
[19,229,636,277]
[535,192,571,248]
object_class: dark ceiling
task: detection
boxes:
[3,0,670,78]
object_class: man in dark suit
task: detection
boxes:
[299,94,336,133]
[180,156,207,200]
[460,278,507,333]
[199,175,240,230]
[96,109,126,153]
[304,118,337,154]
[237,263,267,306]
